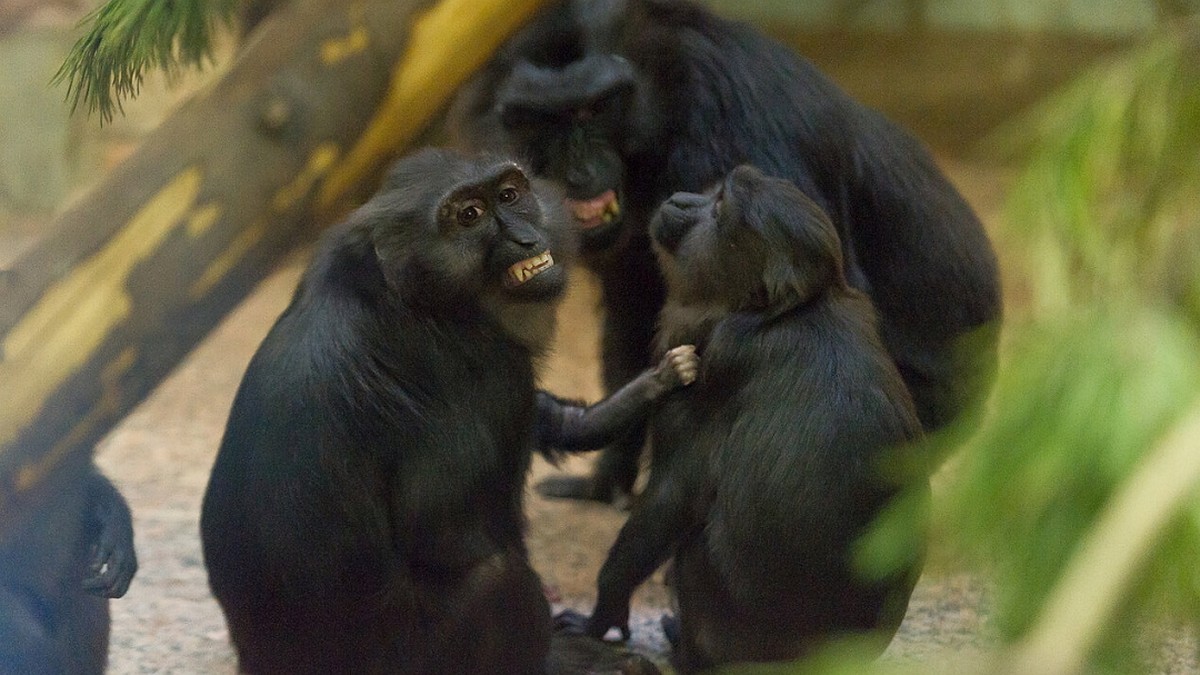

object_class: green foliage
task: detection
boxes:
[942,308,1200,655]
[1003,23,1200,320]
[52,0,238,123]
[939,19,1200,672]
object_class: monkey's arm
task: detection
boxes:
[82,470,137,598]
[535,345,697,456]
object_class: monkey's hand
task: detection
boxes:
[651,344,698,393]
[554,607,631,642]
[82,491,138,598]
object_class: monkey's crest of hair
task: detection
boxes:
[374,148,564,233]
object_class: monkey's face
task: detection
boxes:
[467,0,655,257]
[494,54,642,256]
[431,164,569,304]
[650,165,843,313]
[370,149,574,309]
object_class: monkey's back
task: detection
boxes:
[653,292,924,660]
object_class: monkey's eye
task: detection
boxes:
[498,186,520,204]
[458,203,485,226]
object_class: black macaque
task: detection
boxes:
[556,166,927,671]
[0,459,137,675]
[199,148,687,675]
[449,0,1001,504]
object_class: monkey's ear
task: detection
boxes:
[759,197,846,316]
[364,215,415,294]
[372,240,415,294]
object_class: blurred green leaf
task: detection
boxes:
[943,306,1200,670]
[1002,22,1200,318]
[933,22,1200,672]
[52,0,238,123]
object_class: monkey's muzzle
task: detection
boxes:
[566,190,621,230]
[506,251,555,287]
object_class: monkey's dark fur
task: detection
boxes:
[0,459,136,675]
[200,149,673,674]
[558,166,927,672]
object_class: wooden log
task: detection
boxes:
[0,0,552,514]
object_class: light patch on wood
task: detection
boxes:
[317,0,553,213]
[321,27,370,64]
[186,203,223,239]
[0,169,202,449]
[14,347,137,494]
[189,219,269,300]
[272,143,340,212]
[320,2,369,64]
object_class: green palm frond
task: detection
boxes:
[52,0,239,123]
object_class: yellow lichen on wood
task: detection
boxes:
[322,28,370,64]
[321,2,370,65]
[193,139,337,304]
[186,203,223,239]
[317,0,553,212]
[272,143,341,212]
[0,169,203,449]
[14,347,138,493]
[189,219,270,300]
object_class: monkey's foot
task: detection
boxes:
[660,614,680,647]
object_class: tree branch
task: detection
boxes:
[0,0,552,517]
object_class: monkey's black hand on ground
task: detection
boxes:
[450,0,1001,504]
[1,463,135,675]
[566,166,928,673]
[82,472,138,599]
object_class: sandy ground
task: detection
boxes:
[90,161,1020,674]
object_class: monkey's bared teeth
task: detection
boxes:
[566,191,619,229]
[506,251,555,287]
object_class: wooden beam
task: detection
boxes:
[0,0,552,514]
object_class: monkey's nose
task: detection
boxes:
[666,191,709,211]
[651,198,697,252]
[504,221,542,247]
